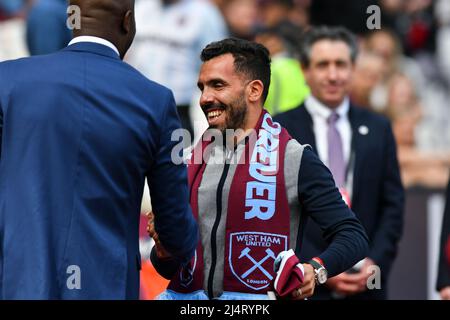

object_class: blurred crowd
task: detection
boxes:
[0,0,449,188]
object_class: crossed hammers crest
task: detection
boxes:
[238,247,276,280]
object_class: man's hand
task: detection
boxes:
[440,286,450,300]
[326,258,375,296]
[146,212,171,259]
[291,263,315,300]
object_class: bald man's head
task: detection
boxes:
[70,0,136,59]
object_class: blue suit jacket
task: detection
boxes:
[0,42,198,299]
[436,179,450,291]
[275,103,404,299]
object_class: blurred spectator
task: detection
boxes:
[0,0,28,18]
[379,0,403,31]
[386,73,450,188]
[222,0,258,40]
[350,51,384,109]
[380,0,436,56]
[435,0,450,85]
[258,0,309,29]
[26,0,71,55]
[363,29,450,155]
[309,0,376,35]
[255,20,309,115]
[0,0,29,61]
[385,73,421,121]
[364,29,426,112]
[258,0,295,28]
[126,0,227,142]
[289,0,310,28]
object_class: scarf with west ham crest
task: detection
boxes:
[168,110,292,294]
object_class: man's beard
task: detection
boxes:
[202,94,248,133]
[225,95,248,132]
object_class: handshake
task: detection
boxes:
[146,212,171,259]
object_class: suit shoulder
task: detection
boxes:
[0,56,32,70]
[121,62,173,96]
[274,106,306,131]
[0,55,47,85]
[274,106,302,122]
[0,52,68,75]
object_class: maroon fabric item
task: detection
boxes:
[223,111,292,293]
[273,249,304,298]
[169,110,292,294]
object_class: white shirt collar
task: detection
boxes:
[305,94,350,120]
[68,36,120,57]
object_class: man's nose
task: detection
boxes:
[200,89,214,106]
[327,65,338,81]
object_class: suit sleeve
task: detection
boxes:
[368,122,404,275]
[0,67,3,161]
[436,179,450,291]
[0,100,2,160]
[147,90,199,268]
[298,148,369,277]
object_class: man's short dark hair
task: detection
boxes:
[200,38,272,103]
[300,26,359,67]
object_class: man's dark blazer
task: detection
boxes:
[0,42,198,299]
[275,102,404,299]
[436,179,450,292]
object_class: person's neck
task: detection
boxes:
[311,94,346,110]
[73,30,120,53]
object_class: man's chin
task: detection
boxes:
[322,97,346,108]
[207,123,226,133]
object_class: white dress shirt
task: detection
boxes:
[68,36,120,57]
[304,95,352,169]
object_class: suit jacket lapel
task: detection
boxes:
[297,104,318,154]
[348,105,365,202]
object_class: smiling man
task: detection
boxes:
[149,38,369,300]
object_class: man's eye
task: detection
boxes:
[213,82,225,88]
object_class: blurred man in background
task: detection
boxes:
[26,0,71,55]
[275,26,404,300]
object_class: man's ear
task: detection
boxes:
[247,80,264,103]
[122,10,134,34]
[301,63,311,83]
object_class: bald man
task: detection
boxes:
[0,0,198,299]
